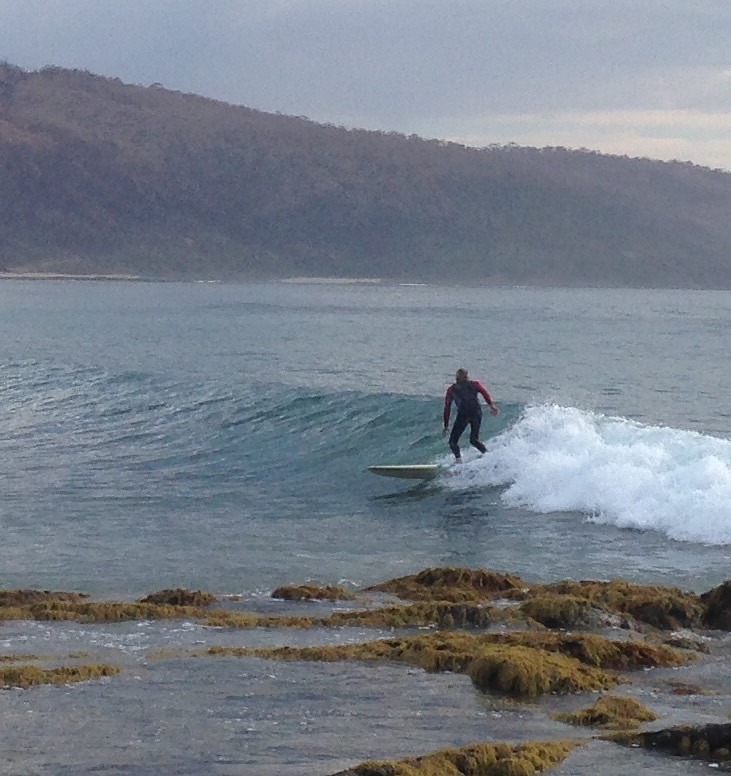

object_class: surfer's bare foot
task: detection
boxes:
[455,457,462,463]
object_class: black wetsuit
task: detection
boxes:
[443,379,493,458]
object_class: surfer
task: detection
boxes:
[442,368,499,462]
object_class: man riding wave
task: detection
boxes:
[443,368,499,462]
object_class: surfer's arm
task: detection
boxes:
[475,381,500,415]
[443,385,454,428]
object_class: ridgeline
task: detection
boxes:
[2,63,731,286]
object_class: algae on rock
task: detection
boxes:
[0,663,120,689]
[554,694,658,729]
[330,739,580,776]
[365,567,526,603]
[271,584,357,601]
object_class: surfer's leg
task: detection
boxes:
[449,415,468,459]
[469,416,486,454]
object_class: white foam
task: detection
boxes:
[444,404,731,545]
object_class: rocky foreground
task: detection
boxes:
[1,567,730,774]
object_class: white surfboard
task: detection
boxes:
[367,464,442,481]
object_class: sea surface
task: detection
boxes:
[1,280,730,775]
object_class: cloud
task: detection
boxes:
[445,109,731,170]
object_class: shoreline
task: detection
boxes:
[0,271,153,282]
[3,272,731,290]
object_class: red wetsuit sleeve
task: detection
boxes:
[474,380,494,406]
[443,385,454,427]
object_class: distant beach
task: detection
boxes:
[280,276,382,284]
[0,271,149,282]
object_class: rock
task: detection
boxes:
[613,722,731,762]
[554,694,658,729]
[701,580,731,630]
[364,566,525,603]
[139,588,216,607]
[271,584,356,601]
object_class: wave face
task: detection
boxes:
[2,282,730,597]
[445,404,731,545]
[0,360,452,514]
[2,358,728,549]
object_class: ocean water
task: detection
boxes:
[1,280,730,775]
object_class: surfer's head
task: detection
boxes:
[455,368,468,382]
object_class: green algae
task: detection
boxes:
[1,571,723,636]
[468,645,614,697]
[139,588,217,607]
[203,629,688,682]
[202,610,317,628]
[0,570,720,637]
[530,580,703,630]
[0,589,88,606]
[0,654,39,663]
[0,663,120,689]
[365,567,526,603]
[0,606,28,621]
[327,602,511,629]
[271,584,357,601]
[27,600,206,622]
[0,591,211,623]
[202,633,498,675]
[202,631,630,697]
[201,627,691,700]
[477,632,689,670]
[364,569,729,633]
[331,739,580,775]
[3,568,725,771]
[202,601,525,631]
[554,694,658,729]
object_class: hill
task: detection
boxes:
[2,62,731,286]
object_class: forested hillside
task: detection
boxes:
[2,63,731,286]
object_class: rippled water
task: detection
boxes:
[1,279,730,774]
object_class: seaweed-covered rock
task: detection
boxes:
[330,740,580,776]
[468,645,614,697]
[365,567,525,603]
[535,580,703,630]
[271,584,356,601]
[519,594,614,629]
[664,679,715,696]
[0,663,120,689]
[554,694,658,729]
[205,629,689,689]
[207,631,624,697]
[611,722,731,762]
[328,602,498,629]
[0,589,88,606]
[202,610,316,628]
[700,580,731,630]
[661,632,710,653]
[139,588,216,607]
[471,632,689,671]
[27,600,205,623]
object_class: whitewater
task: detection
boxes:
[447,403,731,545]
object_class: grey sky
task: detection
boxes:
[2,0,730,170]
